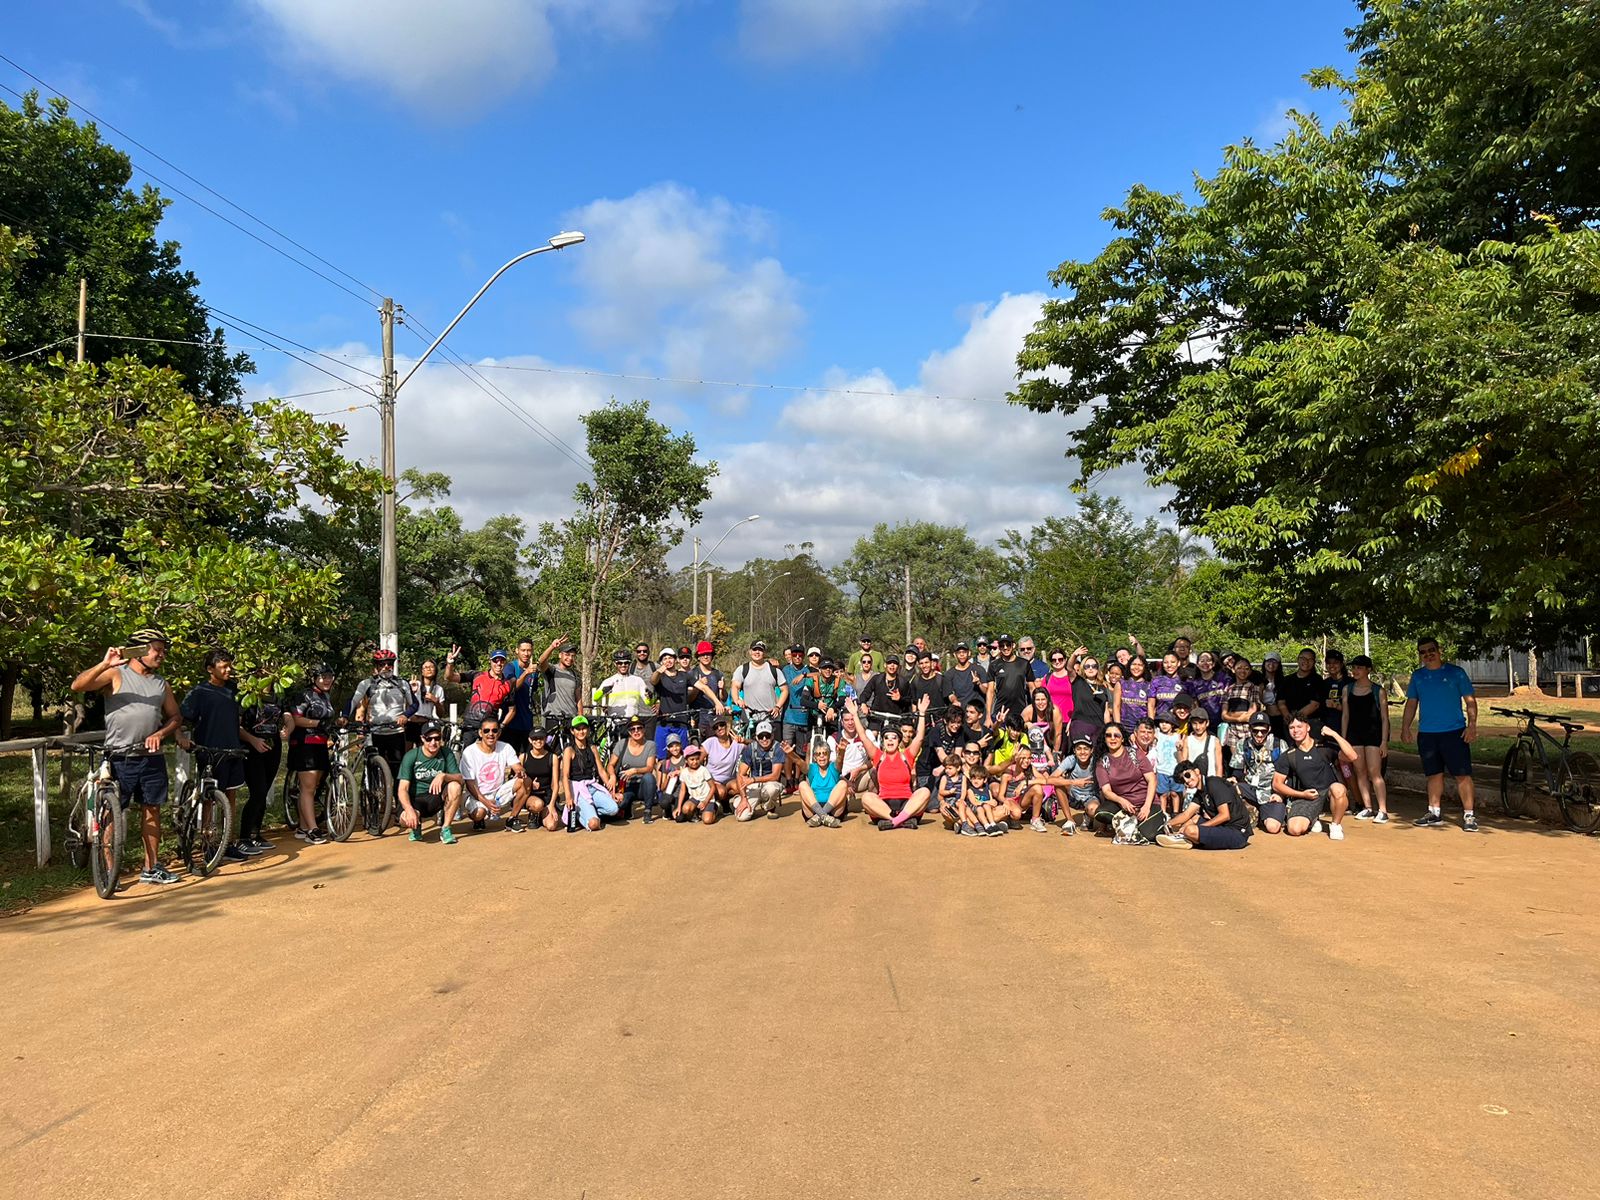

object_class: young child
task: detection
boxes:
[993,751,1040,830]
[1152,710,1182,813]
[675,744,715,825]
[942,742,1007,837]
[657,733,686,812]
[800,741,846,828]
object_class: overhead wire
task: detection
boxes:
[0,66,383,309]
[1,336,75,364]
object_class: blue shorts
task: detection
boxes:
[1156,772,1176,795]
[112,755,169,808]
[1417,729,1472,778]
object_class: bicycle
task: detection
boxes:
[350,722,399,836]
[1493,706,1600,831]
[280,727,360,841]
[62,743,127,900]
[175,746,246,877]
[732,707,776,740]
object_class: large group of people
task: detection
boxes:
[70,624,1482,886]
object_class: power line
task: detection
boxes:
[1,336,74,364]
[0,63,384,308]
[206,305,381,378]
[85,331,378,394]
[397,313,592,473]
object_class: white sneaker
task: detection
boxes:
[1155,832,1191,849]
[1030,817,1048,833]
[1328,822,1345,841]
[1354,808,1376,821]
[736,807,755,822]
[1310,820,1324,835]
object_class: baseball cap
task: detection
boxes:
[658,648,676,660]
[755,720,774,737]
[1248,713,1272,729]
[489,648,508,661]
[807,646,821,656]
[788,643,804,654]
[612,650,630,662]
[996,633,1015,645]
[1156,708,1177,725]
[820,658,836,669]
[955,641,969,651]
[859,634,873,642]
[696,640,715,655]
[571,715,590,727]
[751,639,768,651]
[1070,734,1093,748]
[685,743,702,756]
[1263,651,1282,662]
[666,732,683,746]
[421,722,444,738]
[1172,693,1195,709]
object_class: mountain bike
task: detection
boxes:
[62,744,127,900]
[350,722,398,836]
[1493,706,1600,831]
[175,746,247,877]
[280,728,359,840]
[732,707,776,740]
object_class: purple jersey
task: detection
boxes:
[1118,677,1151,733]
[1148,673,1184,718]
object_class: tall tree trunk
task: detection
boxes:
[0,662,19,740]
[1528,646,1542,694]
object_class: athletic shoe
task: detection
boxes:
[139,866,180,885]
[1414,811,1444,827]
[643,811,656,825]
[1092,809,1114,829]
[1372,811,1390,824]
[1463,814,1480,832]
[293,827,314,842]
[1354,808,1376,821]
[902,816,920,830]
[985,823,1007,836]
[439,827,457,845]
[819,814,842,828]
[505,817,527,833]
[959,822,978,837]
[471,818,487,833]
[766,803,782,820]
[1310,820,1323,835]
[1030,817,1048,833]
[407,828,421,843]
[1060,820,1076,837]
[877,818,894,831]
[235,840,266,858]
[1155,832,1191,849]
[246,838,274,854]
[222,844,249,863]
[1328,822,1345,841]
[807,813,822,828]
[306,827,329,845]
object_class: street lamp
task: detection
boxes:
[692,515,760,640]
[750,570,792,634]
[376,232,586,652]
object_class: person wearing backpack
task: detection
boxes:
[352,649,415,817]
[447,648,515,741]
[732,640,788,734]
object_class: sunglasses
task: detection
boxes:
[480,728,500,736]
[422,735,443,743]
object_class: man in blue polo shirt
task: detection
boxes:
[1399,637,1479,831]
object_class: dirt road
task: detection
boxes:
[3,803,1597,1200]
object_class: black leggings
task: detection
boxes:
[241,740,282,840]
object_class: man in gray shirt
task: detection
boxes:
[733,640,787,726]
[540,639,583,720]
[71,628,183,886]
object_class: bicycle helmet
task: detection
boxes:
[310,662,336,679]
[372,648,397,664]
[128,627,170,647]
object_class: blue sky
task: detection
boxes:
[7,0,1356,567]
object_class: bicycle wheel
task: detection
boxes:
[191,788,231,877]
[325,766,360,842]
[281,769,300,830]
[362,755,395,835]
[1558,750,1600,833]
[1499,741,1534,818]
[175,779,198,866]
[65,793,89,870]
[91,783,124,900]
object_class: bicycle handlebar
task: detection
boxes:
[1491,706,1585,731]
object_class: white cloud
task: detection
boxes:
[736,0,936,61]
[245,0,669,118]
[697,293,1172,565]
[566,183,805,379]
[1254,98,1301,144]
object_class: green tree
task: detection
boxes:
[834,522,1008,649]
[540,400,716,694]
[0,93,250,402]
[1002,494,1205,651]
[1012,0,1600,654]
[0,358,377,733]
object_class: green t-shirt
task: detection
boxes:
[399,746,459,792]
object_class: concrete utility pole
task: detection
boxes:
[76,278,87,363]
[705,570,715,640]
[378,298,398,655]
[904,566,912,646]
[691,537,701,629]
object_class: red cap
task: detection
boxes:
[696,640,714,655]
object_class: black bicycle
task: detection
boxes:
[350,722,399,836]
[176,746,246,877]
[280,727,359,841]
[62,744,127,899]
[1493,706,1600,831]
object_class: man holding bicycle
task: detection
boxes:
[178,647,269,864]
[71,628,184,886]
[351,649,413,796]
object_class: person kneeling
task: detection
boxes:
[1156,761,1251,850]
[734,720,788,821]
[397,722,463,843]
[1272,717,1357,841]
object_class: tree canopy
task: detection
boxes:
[833,522,1008,649]
[1012,0,1600,653]
[0,93,250,402]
